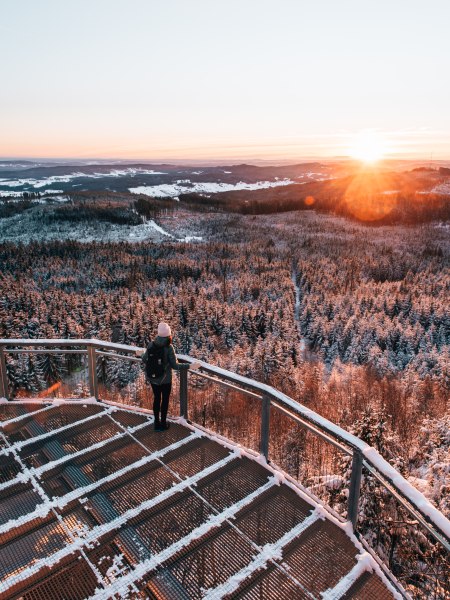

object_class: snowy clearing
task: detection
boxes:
[129,178,296,197]
[0,168,168,191]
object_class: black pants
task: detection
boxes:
[151,382,172,426]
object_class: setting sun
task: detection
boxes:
[349,131,387,164]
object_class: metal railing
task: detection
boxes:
[0,338,449,599]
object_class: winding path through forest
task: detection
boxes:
[291,265,306,359]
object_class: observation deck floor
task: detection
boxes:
[0,400,398,600]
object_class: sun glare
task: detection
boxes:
[349,131,387,164]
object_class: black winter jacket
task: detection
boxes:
[143,336,180,385]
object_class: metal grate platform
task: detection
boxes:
[0,400,397,600]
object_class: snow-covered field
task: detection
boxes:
[129,178,297,198]
[430,181,450,195]
[0,162,333,199]
[0,168,167,190]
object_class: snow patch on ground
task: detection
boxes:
[430,181,450,194]
[0,189,65,198]
[129,178,296,197]
[417,180,450,195]
[0,168,168,191]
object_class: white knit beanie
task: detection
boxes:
[157,322,171,337]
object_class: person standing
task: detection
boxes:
[141,322,180,431]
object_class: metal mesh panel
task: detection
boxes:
[88,526,152,575]
[7,553,100,600]
[0,453,22,483]
[10,351,91,401]
[143,524,258,598]
[57,503,97,538]
[0,402,46,422]
[39,472,73,499]
[0,482,42,526]
[32,402,103,427]
[79,438,148,483]
[341,571,396,599]
[130,490,214,555]
[97,462,178,518]
[160,438,231,479]
[3,404,106,444]
[40,436,147,497]
[96,354,147,410]
[86,490,216,582]
[232,563,311,600]
[233,486,313,547]
[142,571,192,599]
[0,516,71,583]
[195,457,270,511]
[109,408,151,429]
[88,540,133,582]
[19,417,123,469]
[59,418,123,454]
[134,422,191,453]
[277,519,357,595]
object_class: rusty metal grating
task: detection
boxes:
[277,519,358,595]
[0,453,22,483]
[108,408,151,429]
[231,562,311,599]
[40,435,148,497]
[0,515,71,583]
[0,403,47,422]
[0,482,42,527]
[195,456,271,511]
[160,437,231,479]
[6,553,100,600]
[133,421,191,452]
[130,490,215,555]
[144,524,259,598]
[91,461,178,518]
[341,571,396,599]
[2,404,106,444]
[233,485,313,547]
[17,417,123,469]
[0,401,401,600]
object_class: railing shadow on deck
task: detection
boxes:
[0,338,449,600]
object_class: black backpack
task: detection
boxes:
[144,343,166,380]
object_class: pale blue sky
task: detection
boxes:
[1,0,449,160]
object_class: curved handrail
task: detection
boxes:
[178,354,450,547]
[1,337,449,551]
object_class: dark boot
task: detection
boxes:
[159,421,170,431]
[154,416,160,431]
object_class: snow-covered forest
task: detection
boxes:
[0,210,448,511]
[0,200,449,597]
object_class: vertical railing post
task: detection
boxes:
[260,393,271,461]
[348,448,363,530]
[179,364,189,420]
[0,345,10,401]
[87,345,99,401]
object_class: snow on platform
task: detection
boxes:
[0,401,398,599]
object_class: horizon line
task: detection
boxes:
[1,155,449,167]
